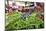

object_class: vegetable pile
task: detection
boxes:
[5,12,44,30]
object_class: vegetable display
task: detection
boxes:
[5,12,44,30]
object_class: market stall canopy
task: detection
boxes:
[15,2,34,6]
